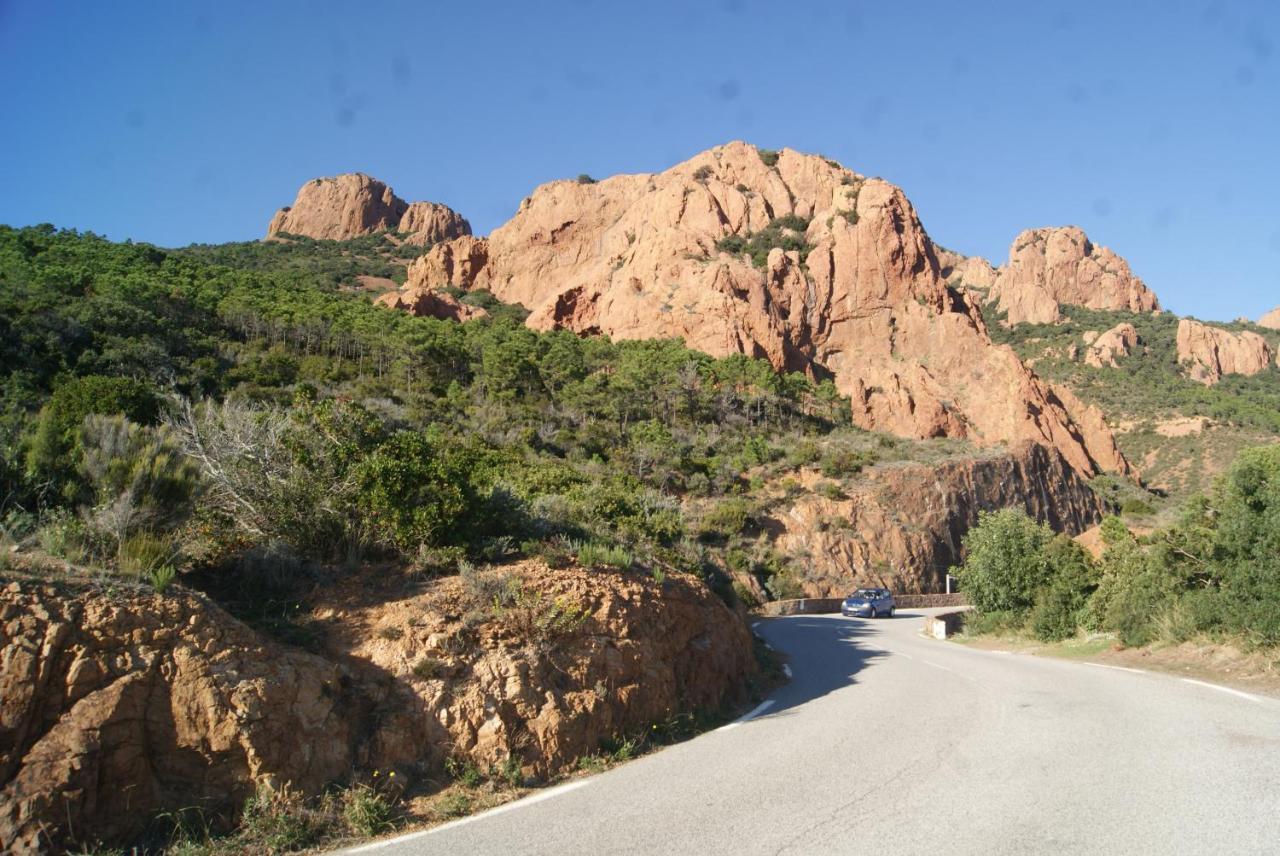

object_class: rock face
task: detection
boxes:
[1176,319,1274,385]
[266,174,470,244]
[771,442,1106,596]
[316,563,754,780]
[393,142,1126,476]
[374,284,487,322]
[0,582,370,854]
[0,565,753,852]
[988,227,1160,325]
[1259,307,1280,330]
[1083,322,1140,368]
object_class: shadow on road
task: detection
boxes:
[756,615,891,717]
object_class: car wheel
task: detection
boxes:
[889,607,895,618]
[868,607,877,619]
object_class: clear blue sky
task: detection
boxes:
[2,1,1276,321]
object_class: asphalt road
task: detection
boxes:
[343,609,1280,856]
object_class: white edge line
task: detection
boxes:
[343,780,592,852]
[782,664,792,678]
[1181,678,1263,704]
[1080,661,1146,675]
[717,699,776,731]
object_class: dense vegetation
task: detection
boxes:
[957,444,1280,647]
[0,224,856,607]
[177,230,426,288]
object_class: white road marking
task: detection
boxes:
[752,622,761,629]
[783,664,792,678]
[717,699,776,732]
[922,659,955,674]
[343,780,592,852]
[764,642,774,651]
[1081,662,1146,675]
[1181,678,1264,704]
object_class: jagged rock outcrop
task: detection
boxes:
[988,227,1160,325]
[1176,318,1274,385]
[392,142,1127,476]
[1083,322,1140,368]
[266,174,470,244]
[374,284,487,322]
[935,247,997,291]
[398,201,472,246]
[0,565,753,853]
[1259,306,1280,330]
[771,442,1106,596]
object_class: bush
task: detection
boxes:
[355,430,489,552]
[1029,538,1098,641]
[699,497,754,539]
[574,540,633,570]
[576,174,597,185]
[757,149,780,167]
[953,509,1053,616]
[26,375,161,502]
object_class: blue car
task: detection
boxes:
[842,588,895,618]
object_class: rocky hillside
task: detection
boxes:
[0,563,754,853]
[763,441,1104,597]
[381,142,1126,477]
[267,173,470,245]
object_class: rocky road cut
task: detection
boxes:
[341,609,1280,856]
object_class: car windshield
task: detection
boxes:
[851,590,879,599]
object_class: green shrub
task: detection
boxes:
[342,784,397,837]
[355,430,489,552]
[820,448,873,478]
[699,497,754,539]
[816,481,844,500]
[574,541,633,569]
[1029,538,1098,641]
[757,148,780,167]
[953,508,1053,617]
[576,174,597,185]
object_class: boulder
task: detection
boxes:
[374,285,487,322]
[1258,306,1280,330]
[1083,322,1140,368]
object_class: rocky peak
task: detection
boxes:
[388,142,1128,476]
[988,226,1160,325]
[266,173,470,244]
[1259,306,1280,330]
[1176,318,1274,385]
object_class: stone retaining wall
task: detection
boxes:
[758,592,968,616]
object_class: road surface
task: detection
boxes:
[343,609,1280,855]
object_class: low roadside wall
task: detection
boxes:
[923,609,969,640]
[757,592,968,616]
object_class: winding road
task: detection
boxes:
[343,609,1280,855]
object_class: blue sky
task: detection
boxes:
[1,1,1276,321]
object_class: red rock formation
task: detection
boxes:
[935,247,997,292]
[397,201,472,246]
[374,284,487,322]
[989,227,1160,325]
[391,142,1127,475]
[266,173,469,244]
[771,442,1106,596]
[1259,306,1280,330]
[1176,318,1274,385]
[0,564,754,852]
[1083,322,1140,368]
